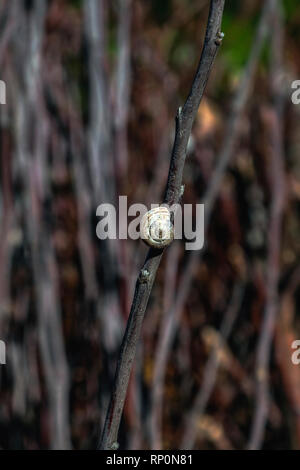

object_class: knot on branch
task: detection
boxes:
[110,442,119,450]
[176,106,184,137]
[215,31,225,46]
[139,269,150,284]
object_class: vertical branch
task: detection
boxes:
[149,241,181,449]
[114,0,132,181]
[84,0,114,203]
[12,0,71,449]
[0,105,14,323]
[149,1,273,448]
[248,0,286,450]
[180,283,245,449]
[68,98,99,301]
[99,0,226,450]
[0,2,15,68]
[84,0,123,379]
[113,0,133,330]
[163,1,226,207]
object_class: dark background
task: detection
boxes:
[0,0,299,450]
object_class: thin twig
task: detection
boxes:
[149,0,273,449]
[247,0,286,450]
[180,282,246,449]
[114,0,132,181]
[98,0,226,450]
[12,0,72,449]
[149,241,181,448]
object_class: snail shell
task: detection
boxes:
[140,207,174,248]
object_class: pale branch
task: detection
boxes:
[180,282,246,450]
[98,0,226,450]
[248,0,286,450]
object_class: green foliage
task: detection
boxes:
[283,0,300,20]
[150,0,173,25]
[169,29,197,69]
[69,0,82,9]
[221,12,257,73]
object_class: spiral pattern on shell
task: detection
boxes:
[140,207,174,248]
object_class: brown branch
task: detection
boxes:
[149,241,181,449]
[84,0,123,360]
[0,3,15,69]
[98,0,226,450]
[84,0,114,203]
[180,282,246,450]
[247,0,286,450]
[114,0,132,181]
[11,0,72,449]
[275,267,300,448]
[149,0,273,450]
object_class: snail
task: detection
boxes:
[140,207,174,248]
[215,31,225,46]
